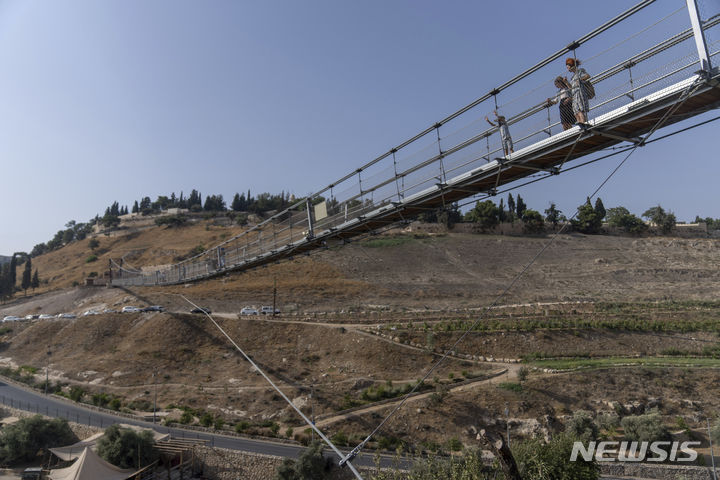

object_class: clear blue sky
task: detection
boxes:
[0,0,718,255]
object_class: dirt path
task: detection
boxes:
[310,365,518,429]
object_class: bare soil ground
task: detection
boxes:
[2,223,720,452]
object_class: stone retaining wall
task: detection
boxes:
[600,462,716,480]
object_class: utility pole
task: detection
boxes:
[504,403,511,446]
[153,369,159,424]
[708,418,718,480]
[310,382,316,442]
[45,346,51,395]
[272,276,277,317]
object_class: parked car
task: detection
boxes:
[82,310,100,316]
[24,314,39,320]
[103,308,117,314]
[121,306,141,313]
[57,313,77,319]
[260,306,280,315]
[141,305,165,312]
[190,307,212,314]
[21,467,42,480]
[2,315,22,322]
[240,307,259,316]
[38,314,54,320]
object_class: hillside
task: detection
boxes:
[1,221,720,456]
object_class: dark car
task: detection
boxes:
[141,305,165,312]
[190,307,211,314]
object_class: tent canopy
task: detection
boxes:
[48,447,136,480]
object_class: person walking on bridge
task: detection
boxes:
[485,110,514,156]
[566,57,592,125]
[547,76,574,131]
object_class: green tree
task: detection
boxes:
[274,441,335,480]
[642,205,676,234]
[498,198,507,223]
[132,200,139,214]
[607,207,648,234]
[516,195,527,218]
[544,202,564,228]
[466,200,500,232]
[31,269,40,291]
[522,209,545,234]
[437,203,462,228]
[96,424,159,469]
[566,410,599,442]
[507,193,516,222]
[231,193,247,211]
[621,412,670,443]
[513,432,599,480]
[8,254,17,292]
[21,257,31,295]
[0,416,77,465]
[593,197,606,221]
[572,198,602,234]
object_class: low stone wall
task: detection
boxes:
[195,446,382,480]
[600,462,716,480]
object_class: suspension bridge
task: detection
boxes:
[111,0,720,288]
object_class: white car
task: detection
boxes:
[82,310,100,316]
[57,313,77,319]
[260,306,280,315]
[24,314,39,320]
[240,307,258,316]
[2,316,22,322]
[121,306,141,313]
[38,314,54,320]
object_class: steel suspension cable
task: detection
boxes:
[174,294,365,479]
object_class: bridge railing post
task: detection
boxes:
[305,198,314,238]
[686,0,712,72]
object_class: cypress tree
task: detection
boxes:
[21,257,31,295]
[31,269,40,291]
[9,255,17,293]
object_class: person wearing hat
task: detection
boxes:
[566,57,591,125]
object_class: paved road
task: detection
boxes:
[0,380,389,470]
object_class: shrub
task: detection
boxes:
[274,441,334,480]
[92,392,110,407]
[179,411,193,425]
[109,397,122,411]
[567,410,599,442]
[155,214,188,228]
[85,254,98,263]
[446,437,463,452]
[200,412,213,428]
[498,382,523,393]
[621,412,670,443]
[513,432,599,480]
[69,386,85,402]
[597,412,620,431]
[97,424,158,469]
[235,421,250,433]
[0,416,77,465]
[331,431,348,446]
